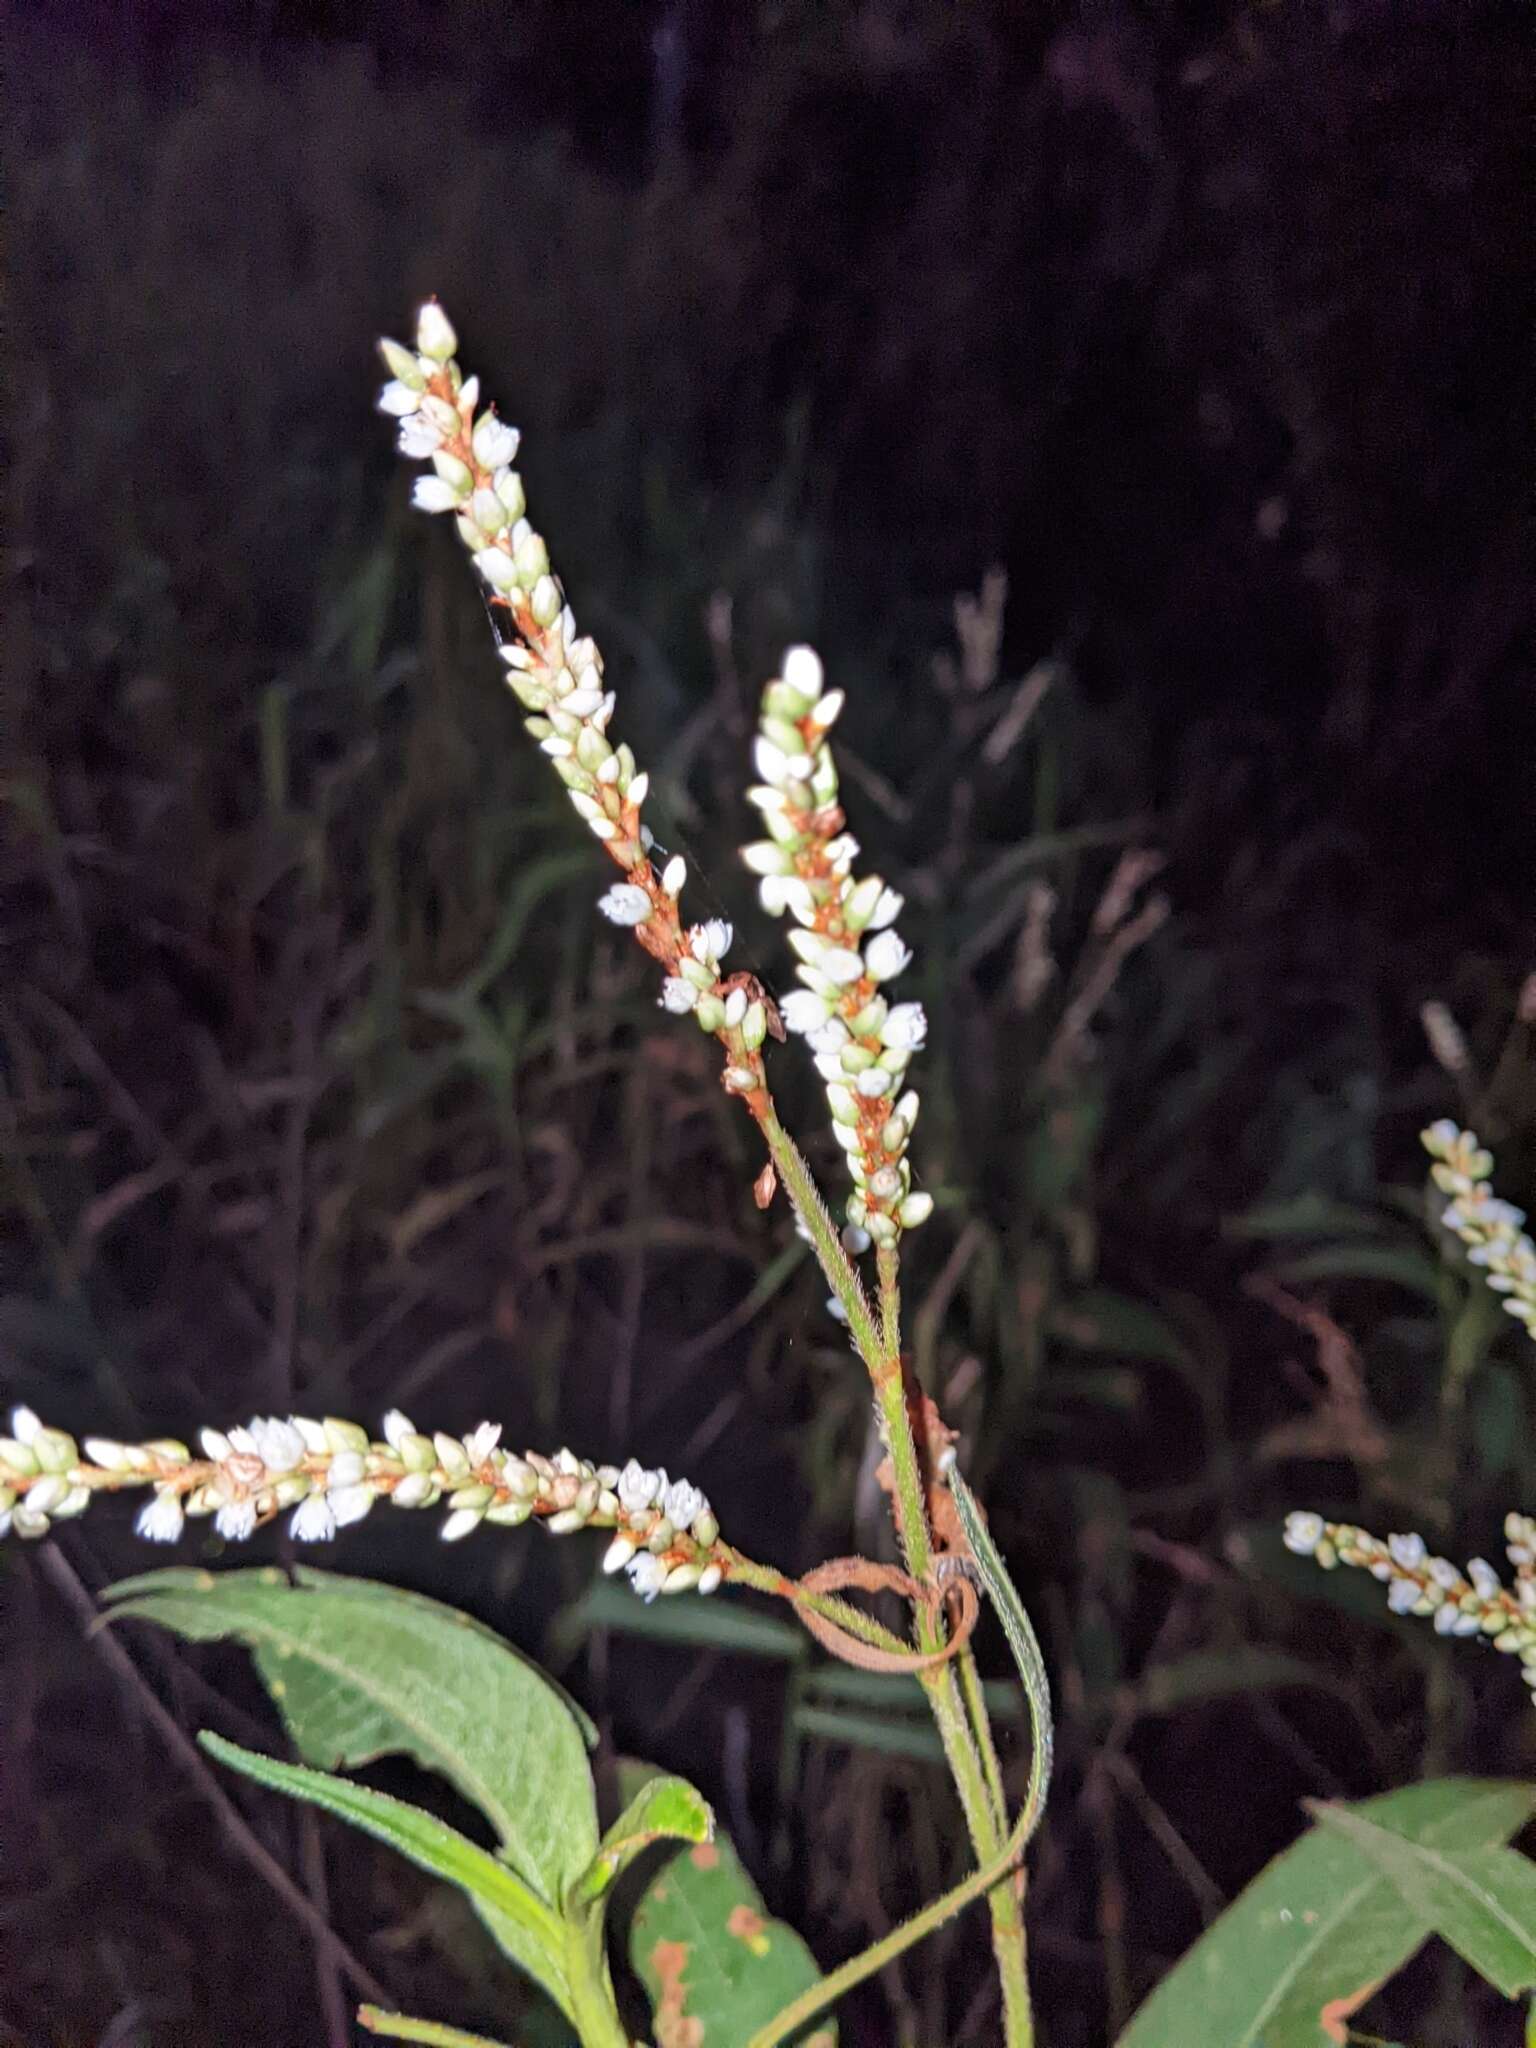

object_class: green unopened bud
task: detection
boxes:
[576,726,613,774]
[496,469,527,519]
[449,1483,495,1512]
[763,680,812,721]
[431,449,473,496]
[530,576,562,627]
[865,1211,899,1246]
[647,1518,675,1554]
[694,995,726,1033]
[379,337,426,388]
[692,1510,719,1548]
[513,529,550,587]
[0,1440,37,1477]
[33,1430,77,1475]
[325,1418,370,1455]
[742,1001,768,1051]
[546,1507,586,1535]
[434,1433,472,1479]
[760,716,804,758]
[484,1497,534,1526]
[663,1561,703,1594]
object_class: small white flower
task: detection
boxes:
[617,1459,661,1514]
[661,855,687,896]
[377,379,422,417]
[290,1492,337,1543]
[880,1002,927,1051]
[464,1421,502,1465]
[626,1552,668,1602]
[328,1451,366,1489]
[660,977,698,1014]
[397,413,443,458]
[1388,1531,1426,1571]
[598,884,652,927]
[1387,1577,1422,1614]
[864,931,912,982]
[200,1427,233,1461]
[603,1534,638,1575]
[1282,1511,1325,1556]
[723,988,748,1028]
[249,1417,306,1475]
[866,887,905,931]
[328,1483,375,1528]
[472,413,520,469]
[10,1408,41,1446]
[663,1479,706,1529]
[215,1500,258,1543]
[136,1491,186,1544]
[780,990,833,1035]
[807,1018,851,1054]
[690,920,733,965]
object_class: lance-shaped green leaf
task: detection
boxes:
[624,1767,833,2045]
[104,1566,598,1901]
[573,1774,713,1908]
[1118,1778,1536,2048]
[200,1732,572,2019]
[1308,1799,1536,1998]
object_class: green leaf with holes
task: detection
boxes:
[624,1767,833,2044]
[1117,1778,1536,2047]
[103,1565,598,1901]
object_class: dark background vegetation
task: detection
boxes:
[3,1,1532,2042]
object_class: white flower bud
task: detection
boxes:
[742,841,795,876]
[660,977,698,1014]
[377,379,422,417]
[723,988,748,1029]
[474,547,518,592]
[410,475,461,514]
[818,948,866,986]
[781,645,824,703]
[779,990,832,1035]
[416,301,458,362]
[661,855,687,896]
[897,1191,934,1229]
[328,1484,374,1527]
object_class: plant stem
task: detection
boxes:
[756,1116,1035,2040]
[356,2013,515,2046]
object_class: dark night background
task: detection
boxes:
[2,2,1532,2043]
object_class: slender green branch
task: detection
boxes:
[748,1766,1037,2048]
[357,2011,517,2047]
